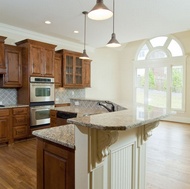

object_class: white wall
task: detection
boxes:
[85,48,121,102]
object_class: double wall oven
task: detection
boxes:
[30,77,54,127]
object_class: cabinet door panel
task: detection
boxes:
[54,54,62,87]
[30,45,43,76]
[0,36,6,73]
[44,151,67,189]
[3,45,22,87]
[44,49,54,77]
[0,117,9,142]
[83,60,91,87]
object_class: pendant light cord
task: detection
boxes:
[83,11,87,50]
[113,0,115,34]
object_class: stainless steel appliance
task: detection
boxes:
[30,77,55,127]
[30,77,54,103]
[30,104,54,127]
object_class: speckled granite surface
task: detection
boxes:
[0,104,29,109]
[53,106,109,117]
[67,106,173,130]
[32,124,75,149]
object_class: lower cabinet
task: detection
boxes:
[0,107,29,144]
[12,107,29,141]
[0,109,11,143]
[37,138,75,189]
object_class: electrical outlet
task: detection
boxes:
[75,101,79,106]
[0,101,2,105]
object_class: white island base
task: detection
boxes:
[75,121,159,189]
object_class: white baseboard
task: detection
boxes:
[162,116,190,124]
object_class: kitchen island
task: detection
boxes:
[33,101,172,189]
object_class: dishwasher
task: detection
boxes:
[56,111,77,126]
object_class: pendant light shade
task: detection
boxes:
[106,0,121,47]
[80,11,90,60]
[88,0,113,21]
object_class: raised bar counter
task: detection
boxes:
[33,99,173,189]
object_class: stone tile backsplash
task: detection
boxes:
[70,98,126,111]
[0,88,17,105]
[0,88,85,105]
[55,88,85,103]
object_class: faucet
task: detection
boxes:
[97,101,115,112]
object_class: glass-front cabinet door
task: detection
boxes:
[63,51,83,88]
[75,57,82,85]
[65,55,74,85]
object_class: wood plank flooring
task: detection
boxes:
[0,121,189,189]
[0,139,36,189]
[146,121,190,189]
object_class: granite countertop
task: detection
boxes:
[67,105,173,130]
[0,104,29,109]
[53,106,108,117]
[32,124,75,149]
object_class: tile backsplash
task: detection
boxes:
[55,88,85,103]
[0,88,85,105]
[0,88,17,105]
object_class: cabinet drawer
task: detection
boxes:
[13,126,27,139]
[13,115,28,126]
[0,109,10,116]
[13,107,28,115]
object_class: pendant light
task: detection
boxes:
[106,0,121,47]
[88,0,113,21]
[80,11,90,60]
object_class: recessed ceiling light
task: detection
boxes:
[45,20,51,24]
[74,30,79,34]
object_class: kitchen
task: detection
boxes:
[0,0,190,189]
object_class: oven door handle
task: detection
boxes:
[30,108,50,111]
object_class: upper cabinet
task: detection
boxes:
[0,36,7,74]
[55,49,91,88]
[0,45,22,88]
[54,53,62,87]
[83,60,91,88]
[16,39,56,77]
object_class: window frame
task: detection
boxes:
[134,36,186,113]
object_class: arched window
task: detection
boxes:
[134,36,186,112]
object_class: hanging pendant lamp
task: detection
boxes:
[106,0,121,47]
[88,0,113,21]
[80,11,90,60]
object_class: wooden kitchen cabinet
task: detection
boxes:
[0,36,7,74]
[83,59,91,87]
[12,107,29,141]
[0,109,11,144]
[16,39,56,77]
[54,52,62,87]
[37,138,75,189]
[55,49,91,88]
[50,109,57,127]
[0,45,22,88]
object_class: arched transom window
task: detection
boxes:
[134,36,186,112]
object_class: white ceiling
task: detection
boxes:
[0,0,190,48]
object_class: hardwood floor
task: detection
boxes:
[0,122,189,189]
[0,139,36,189]
[146,121,190,189]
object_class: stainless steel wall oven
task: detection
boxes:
[30,77,55,127]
